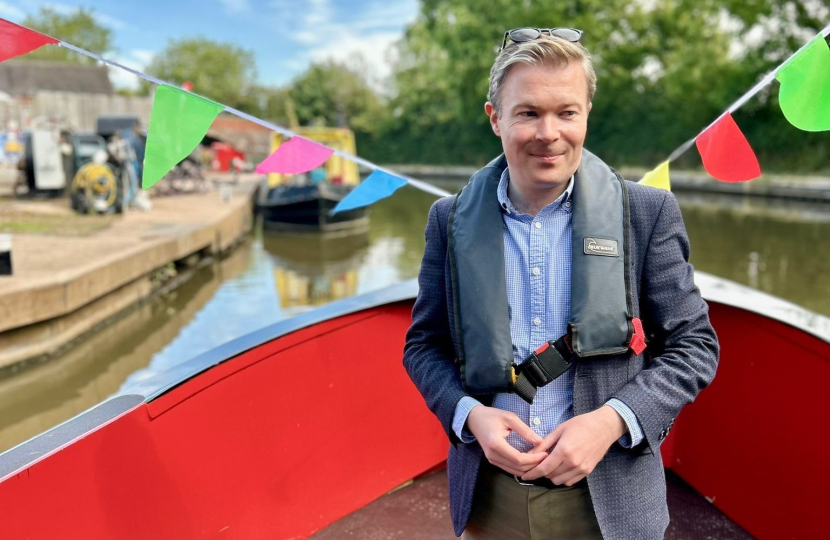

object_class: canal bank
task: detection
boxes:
[388,165,830,203]
[0,174,259,370]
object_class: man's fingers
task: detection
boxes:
[521,451,564,481]
[551,469,585,486]
[489,437,545,467]
[532,424,563,453]
[488,452,545,476]
[504,414,543,446]
[486,458,525,476]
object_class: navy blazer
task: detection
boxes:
[403,168,720,539]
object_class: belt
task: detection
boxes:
[486,461,585,489]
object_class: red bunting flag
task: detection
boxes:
[255,136,334,174]
[695,112,761,182]
[0,18,59,63]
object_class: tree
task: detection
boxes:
[288,59,386,133]
[142,37,258,113]
[378,0,826,169]
[21,7,114,65]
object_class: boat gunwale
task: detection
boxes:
[1,271,827,479]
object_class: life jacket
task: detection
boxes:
[447,149,643,395]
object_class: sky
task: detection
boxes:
[0,0,421,91]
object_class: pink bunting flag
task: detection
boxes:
[255,136,334,174]
[695,112,761,183]
[0,18,59,63]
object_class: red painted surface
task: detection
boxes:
[0,302,448,540]
[210,142,245,172]
[661,302,830,540]
[0,298,827,539]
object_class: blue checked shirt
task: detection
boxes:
[451,168,644,451]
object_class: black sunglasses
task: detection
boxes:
[500,27,584,51]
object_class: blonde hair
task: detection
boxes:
[488,37,597,113]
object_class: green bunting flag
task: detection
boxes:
[775,34,830,132]
[142,85,225,188]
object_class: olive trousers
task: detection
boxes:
[461,463,604,540]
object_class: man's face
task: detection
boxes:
[485,61,591,196]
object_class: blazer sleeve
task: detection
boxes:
[403,199,470,447]
[611,191,720,455]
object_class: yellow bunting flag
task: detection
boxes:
[639,161,671,191]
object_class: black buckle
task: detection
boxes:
[511,337,573,404]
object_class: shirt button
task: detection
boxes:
[533,417,541,426]
[534,222,542,229]
[532,267,540,276]
[564,201,572,208]
[533,317,541,326]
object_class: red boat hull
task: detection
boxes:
[0,279,827,539]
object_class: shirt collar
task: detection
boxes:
[497,167,575,216]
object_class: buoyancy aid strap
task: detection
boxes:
[448,155,515,394]
[448,151,642,397]
[512,337,574,404]
[568,150,634,356]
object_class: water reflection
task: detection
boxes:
[264,228,368,308]
[679,193,830,317]
[0,246,252,452]
[118,200,429,396]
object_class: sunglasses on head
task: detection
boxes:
[500,27,584,51]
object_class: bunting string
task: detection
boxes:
[1,17,828,202]
[650,23,830,190]
[0,19,452,199]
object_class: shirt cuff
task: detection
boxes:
[452,396,482,443]
[605,398,644,448]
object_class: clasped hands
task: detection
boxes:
[465,404,627,486]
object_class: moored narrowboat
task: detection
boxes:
[256,127,368,232]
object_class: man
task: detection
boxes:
[402,28,720,540]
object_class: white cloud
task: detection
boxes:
[307,29,403,93]
[40,2,74,15]
[92,11,129,31]
[216,0,251,15]
[271,0,418,93]
[130,49,155,65]
[0,2,25,20]
[38,3,130,31]
[109,49,156,90]
[292,30,317,45]
[304,0,332,26]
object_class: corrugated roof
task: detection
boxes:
[0,60,113,96]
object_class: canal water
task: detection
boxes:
[1,185,829,453]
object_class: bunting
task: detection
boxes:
[255,136,334,175]
[331,170,409,214]
[0,16,827,204]
[775,34,830,132]
[695,113,761,182]
[639,161,671,191]
[0,18,58,62]
[143,85,224,188]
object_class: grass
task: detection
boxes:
[0,210,116,236]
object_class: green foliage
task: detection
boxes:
[365,0,828,171]
[245,86,292,126]
[142,37,258,112]
[21,7,114,64]
[288,59,386,133]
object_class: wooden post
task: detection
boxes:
[0,234,11,275]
